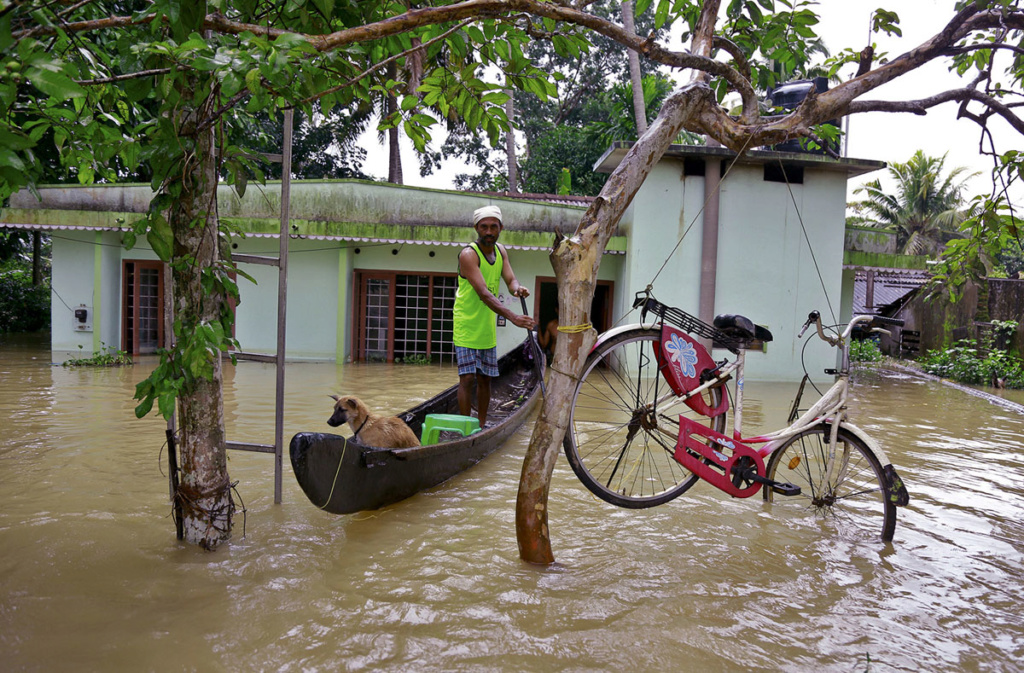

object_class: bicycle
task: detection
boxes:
[563,290,910,542]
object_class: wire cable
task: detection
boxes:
[777,157,838,325]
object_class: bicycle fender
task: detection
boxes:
[590,323,647,353]
[829,421,910,508]
[834,421,890,466]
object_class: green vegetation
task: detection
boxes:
[920,330,1024,389]
[396,354,431,365]
[849,151,975,257]
[850,338,884,363]
[0,261,49,333]
[62,343,133,368]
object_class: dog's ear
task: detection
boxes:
[345,398,358,409]
[328,394,340,402]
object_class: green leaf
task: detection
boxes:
[654,0,671,29]
[121,141,140,171]
[158,391,177,420]
[400,94,418,111]
[245,68,262,93]
[0,128,35,151]
[234,167,248,198]
[27,67,86,101]
[273,32,311,51]
[120,75,152,103]
[310,0,335,18]
[0,147,27,172]
[134,395,154,419]
[411,113,437,126]
[147,213,173,261]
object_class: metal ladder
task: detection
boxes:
[167,110,294,524]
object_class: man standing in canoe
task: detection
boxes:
[454,205,537,428]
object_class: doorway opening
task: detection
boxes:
[534,278,613,360]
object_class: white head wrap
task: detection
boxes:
[473,205,503,225]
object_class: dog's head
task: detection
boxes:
[327,394,363,428]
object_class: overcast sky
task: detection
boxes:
[357,1,1021,206]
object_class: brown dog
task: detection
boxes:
[327,395,420,448]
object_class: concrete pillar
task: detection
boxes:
[699,159,722,339]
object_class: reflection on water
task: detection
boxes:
[2,336,1023,672]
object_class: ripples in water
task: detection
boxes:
[2,340,1023,671]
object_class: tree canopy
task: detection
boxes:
[851,150,977,256]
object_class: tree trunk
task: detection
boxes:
[388,63,404,184]
[170,79,233,551]
[505,85,518,192]
[622,1,647,135]
[516,83,717,563]
[515,0,725,564]
[388,124,403,184]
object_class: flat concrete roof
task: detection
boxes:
[593,141,887,178]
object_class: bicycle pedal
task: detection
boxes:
[771,482,801,497]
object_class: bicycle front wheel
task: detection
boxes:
[764,424,897,541]
[563,327,727,508]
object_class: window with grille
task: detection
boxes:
[355,271,458,363]
[363,277,391,362]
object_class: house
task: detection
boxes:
[595,142,884,379]
[1,144,884,381]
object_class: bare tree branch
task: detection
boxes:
[297,19,473,107]
[58,0,97,18]
[848,88,1024,135]
[946,42,1024,58]
[76,67,172,85]
[13,14,149,40]
[712,36,751,83]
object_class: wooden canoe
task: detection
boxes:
[289,337,544,514]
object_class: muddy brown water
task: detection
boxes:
[2,333,1023,672]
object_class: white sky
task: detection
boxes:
[357,1,1021,206]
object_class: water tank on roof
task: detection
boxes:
[765,77,839,155]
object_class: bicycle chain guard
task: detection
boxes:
[675,416,764,499]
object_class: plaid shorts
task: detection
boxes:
[456,346,499,377]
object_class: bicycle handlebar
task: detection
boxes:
[797,310,820,339]
[800,311,904,351]
[871,315,905,327]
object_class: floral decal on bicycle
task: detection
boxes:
[666,333,699,379]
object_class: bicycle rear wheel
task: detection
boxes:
[563,327,727,508]
[763,424,897,541]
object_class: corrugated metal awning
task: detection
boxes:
[1,222,625,254]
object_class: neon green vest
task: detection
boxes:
[454,242,503,349]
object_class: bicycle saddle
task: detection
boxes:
[713,314,774,344]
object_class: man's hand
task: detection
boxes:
[511,313,537,330]
[511,284,530,298]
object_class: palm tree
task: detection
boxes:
[851,150,977,256]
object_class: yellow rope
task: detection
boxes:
[319,437,348,510]
[557,323,592,333]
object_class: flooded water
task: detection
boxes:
[2,333,1023,672]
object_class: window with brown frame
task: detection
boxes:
[122,260,165,355]
[354,270,459,363]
